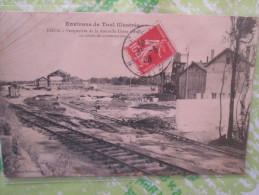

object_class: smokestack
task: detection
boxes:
[206,56,209,63]
[246,46,250,60]
[211,49,214,60]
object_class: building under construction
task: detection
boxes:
[35,70,84,90]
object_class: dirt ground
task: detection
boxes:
[0,85,247,177]
[0,96,116,177]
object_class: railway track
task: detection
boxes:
[11,104,195,175]
[59,101,245,159]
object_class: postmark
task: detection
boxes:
[122,24,177,77]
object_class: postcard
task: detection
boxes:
[0,12,258,177]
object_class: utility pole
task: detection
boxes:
[160,62,164,93]
[182,47,189,99]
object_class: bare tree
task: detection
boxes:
[234,45,257,143]
[226,17,257,140]
[218,62,227,138]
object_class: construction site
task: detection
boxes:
[0,49,248,177]
[0,12,255,178]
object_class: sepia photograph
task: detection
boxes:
[0,12,258,178]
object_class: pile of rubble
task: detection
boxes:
[128,117,170,130]
[24,96,66,113]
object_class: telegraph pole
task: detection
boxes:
[185,48,189,99]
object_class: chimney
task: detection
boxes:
[206,56,209,63]
[246,46,250,60]
[211,49,214,60]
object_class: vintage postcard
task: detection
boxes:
[0,12,258,178]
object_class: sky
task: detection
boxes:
[0,12,233,81]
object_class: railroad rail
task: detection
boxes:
[10,104,195,175]
[59,101,245,159]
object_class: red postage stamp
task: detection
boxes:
[125,24,177,75]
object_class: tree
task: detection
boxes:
[226,17,257,140]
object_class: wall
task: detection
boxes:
[176,99,236,137]
[178,64,206,99]
[205,52,247,99]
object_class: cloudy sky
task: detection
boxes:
[0,12,233,81]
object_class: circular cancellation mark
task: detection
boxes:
[122,24,177,77]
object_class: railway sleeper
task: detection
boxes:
[103,151,130,156]
[127,159,148,166]
[106,150,130,156]
[67,131,91,137]
[59,138,77,143]
[116,155,140,161]
[92,145,115,150]
[76,139,96,144]
[135,161,161,169]
[82,142,107,148]
[76,141,100,146]
[62,135,91,140]
[110,152,137,158]
[98,147,121,153]
[55,131,77,135]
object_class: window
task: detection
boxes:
[212,93,217,99]
[226,56,231,64]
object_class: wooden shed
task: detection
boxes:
[8,84,20,98]
[178,62,206,99]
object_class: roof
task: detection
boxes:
[70,76,82,81]
[206,48,251,67]
[36,77,47,81]
[8,84,20,89]
[48,69,70,77]
[193,62,207,70]
[180,61,207,76]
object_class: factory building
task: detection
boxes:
[174,48,250,99]
[34,69,84,90]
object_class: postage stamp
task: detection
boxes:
[124,24,177,76]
